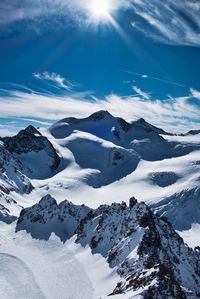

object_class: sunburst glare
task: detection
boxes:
[88,0,114,22]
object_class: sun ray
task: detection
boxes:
[88,0,113,23]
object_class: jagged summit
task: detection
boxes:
[23,125,42,136]
[17,194,200,299]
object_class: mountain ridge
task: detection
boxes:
[0,110,200,298]
[17,194,200,299]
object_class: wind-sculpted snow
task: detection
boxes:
[65,132,140,187]
[17,195,200,298]
[0,253,45,299]
[152,187,200,231]
[2,125,61,179]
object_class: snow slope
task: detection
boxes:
[0,220,121,299]
[0,111,200,298]
[16,195,200,298]
[8,111,198,246]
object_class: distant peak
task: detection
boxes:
[138,118,146,123]
[88,110,112,121]
[39,194,57,207]
[24,125,41,136]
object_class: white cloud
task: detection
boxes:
[132,85,150,100]
[33,72,75,90]
[129,0,200,46]
[0,86,200,135]
[19,118,53,126]
[1,1,200,46]
[190,88,200,100]
[0,124,19,137]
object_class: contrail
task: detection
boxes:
[119,69,186,88]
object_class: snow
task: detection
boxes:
[0,253,45,299]
[14,150,56,179]
[0,113,200,298]
[178,224,200,248]
[67,236,121,298]
[0,221,121,299]
[7,125,198,243]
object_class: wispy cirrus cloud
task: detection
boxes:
[0,0,128,33]
[190,88,200,100]
[0,80,200,136]
[130,0,200,46]
[0,1,200,46]
[33,72,76,91]
[32,72,93,98]
[132,85,150,100]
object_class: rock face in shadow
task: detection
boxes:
[17,194,200,298]
[0,141,33,194]
[17,194,91,241]
[2,125,61,179]
[152,187,200,231]
[149,171,179,187]
[0,141,33,222]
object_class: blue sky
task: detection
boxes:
[0,0,200,135]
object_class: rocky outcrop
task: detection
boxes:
[17,195,200,298]
[17,194,91,241]
[0,141,32,221]
[0,141,33,195]
[2,125,61,178]
[149,171,179,187]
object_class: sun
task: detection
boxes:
[89,0,112,21]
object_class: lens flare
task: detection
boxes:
[90,0,112,21]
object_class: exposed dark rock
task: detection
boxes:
[17,195,200,298]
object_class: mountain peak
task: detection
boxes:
[17,194,200,298]
[24,125,41,136]
[87,110,112,121]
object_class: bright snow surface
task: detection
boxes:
[0,117,200,298]
[6,128,200,245]
[0,221,125,299]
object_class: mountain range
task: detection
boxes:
[0,111,200,299]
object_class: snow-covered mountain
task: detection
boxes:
[0,141,33,222]
[17,195,200,298]
[0,111,200,299]
[1,125,61,179]
[152,186,200,231]
[50,110,198,161]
